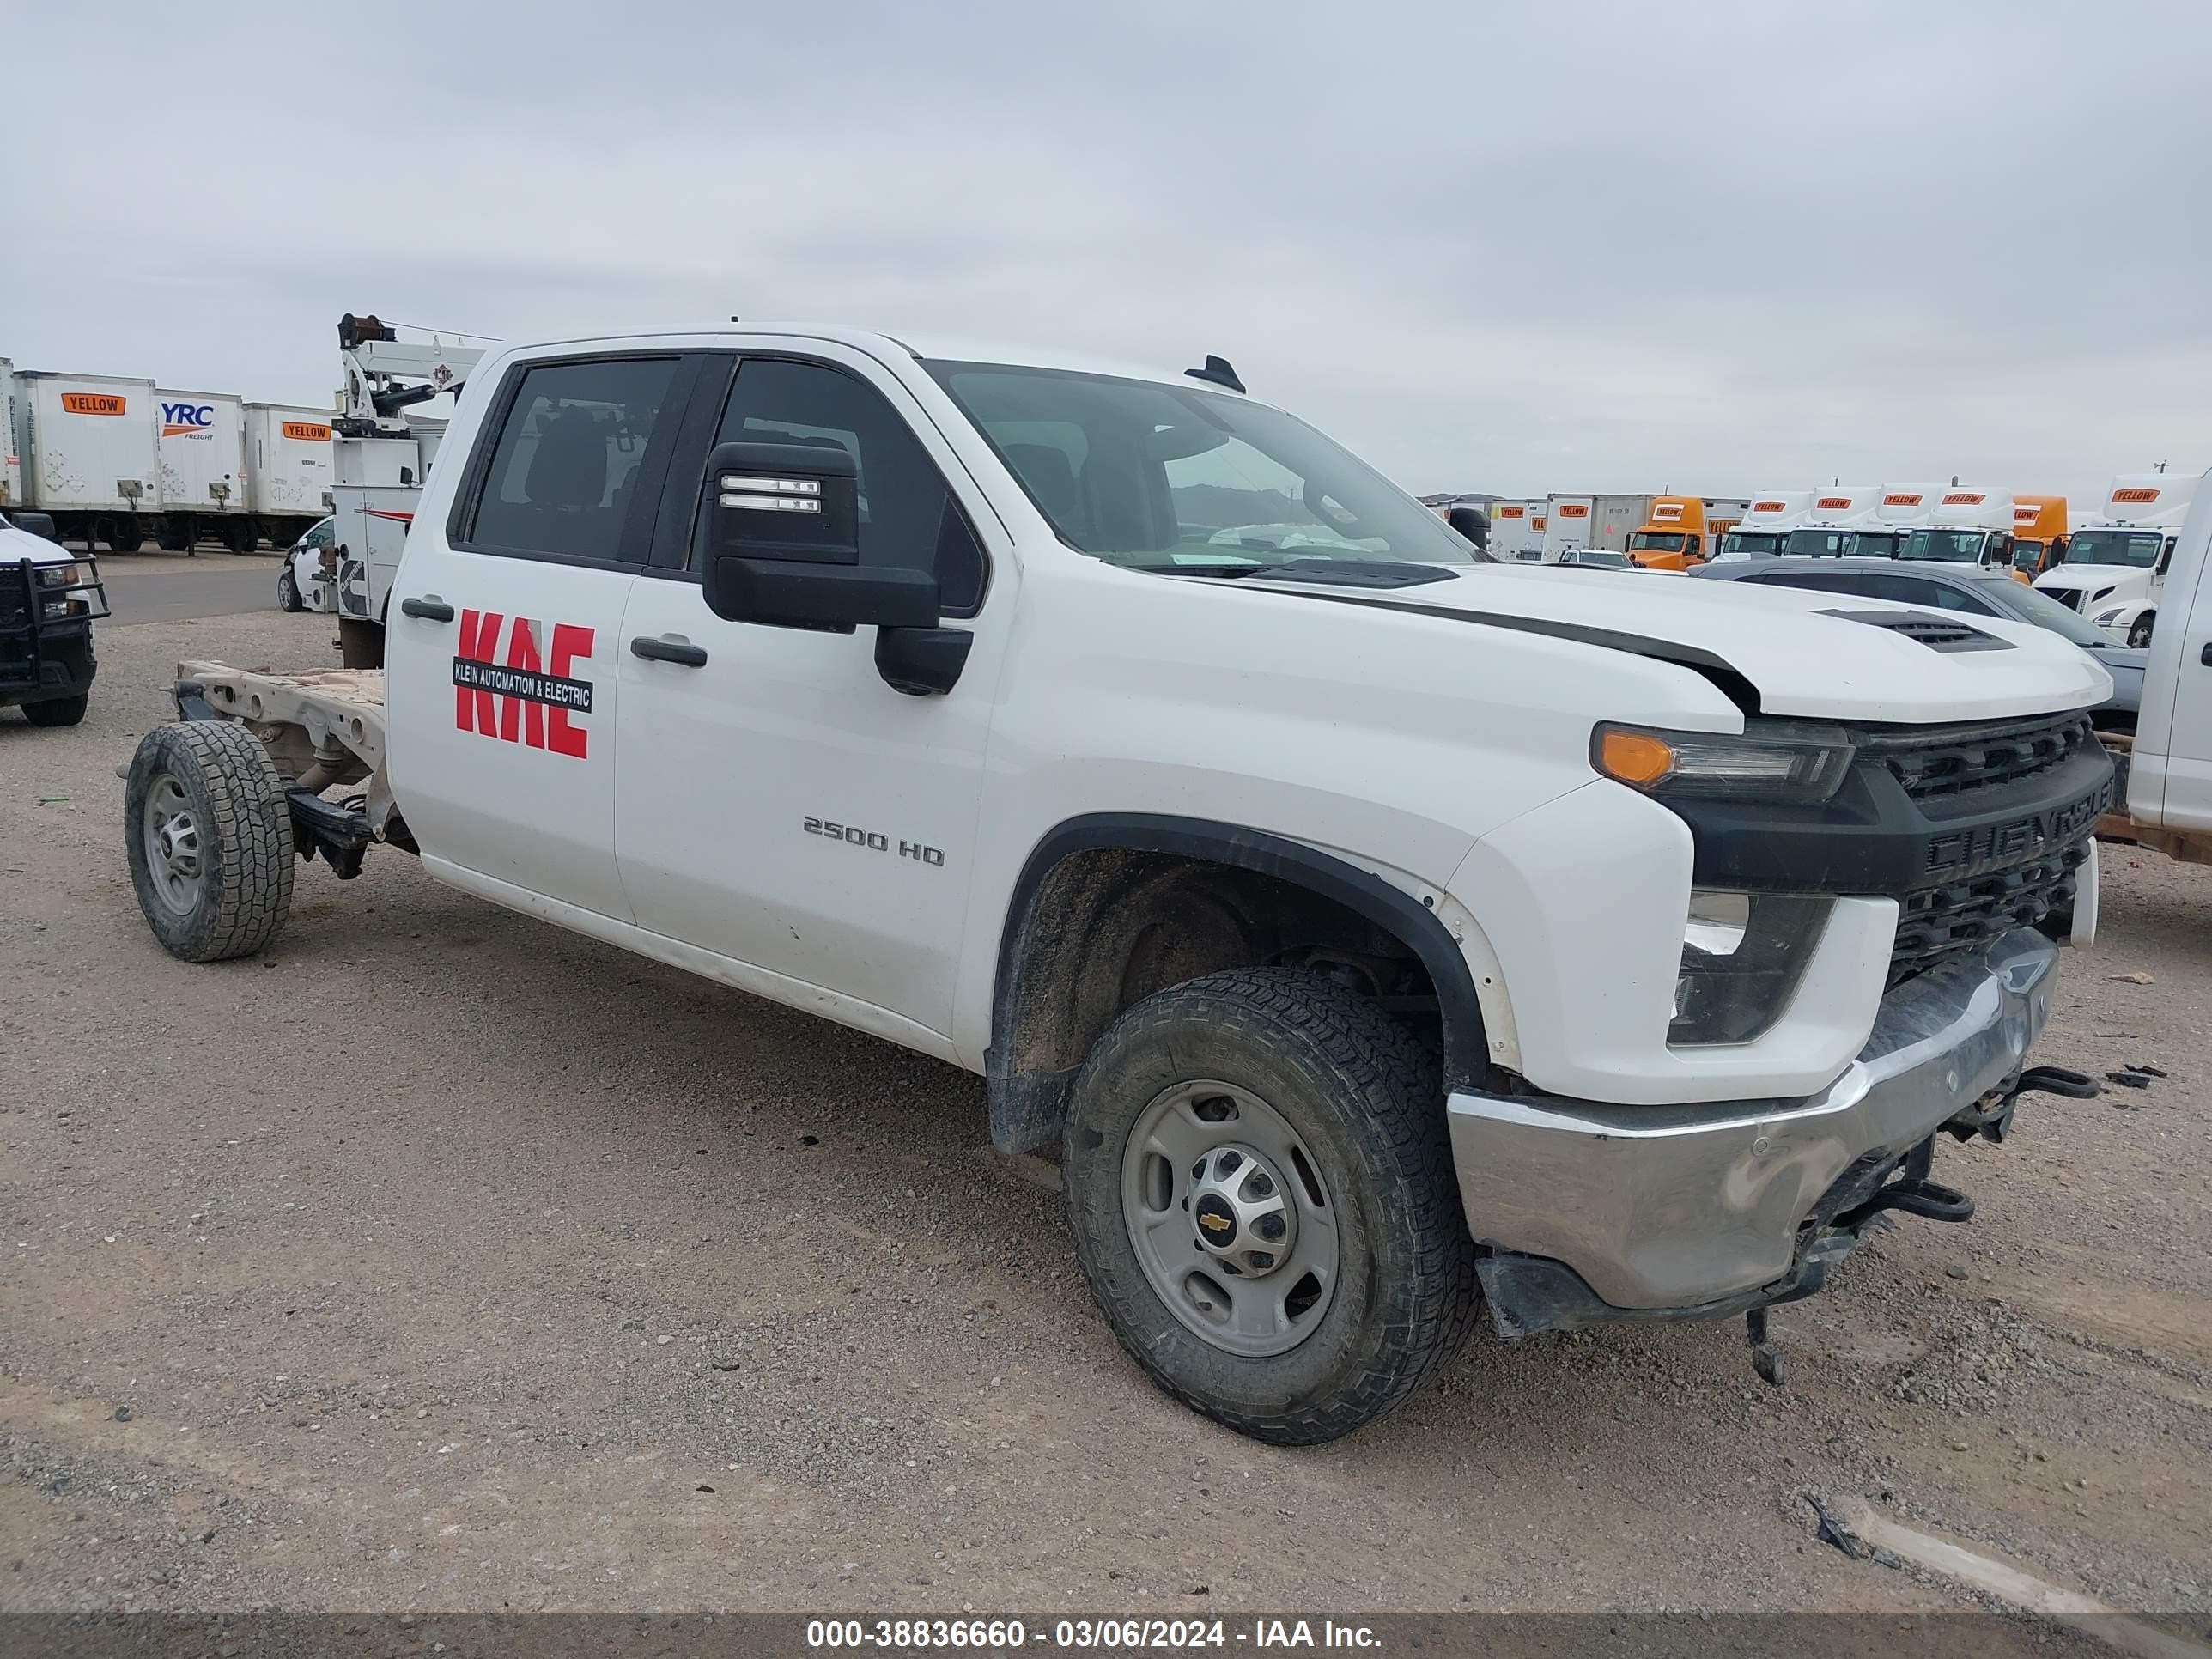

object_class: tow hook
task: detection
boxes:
[1944,1064,2101,1145]
[1746,1307,1784,1388]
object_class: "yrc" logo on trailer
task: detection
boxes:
[453,610,595,758]
[161,402,216,439]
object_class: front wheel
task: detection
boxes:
[2128,612,2155,649]
[125,720,294,962]
[1062,969,1478,1445]
[21,694,89,727]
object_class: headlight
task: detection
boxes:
[1671,889,1832,1045]
[35,562,81,589]
[2093,608,2124,626]
[1593,720,1856,803]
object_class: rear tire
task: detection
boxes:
[1062,968,1478,1445]
[276,568,302,612]
[226,519,258,555]
[125,721,294,962]
[21,694,89,727]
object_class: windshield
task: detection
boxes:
[1627,531,1686,553]
[1900,529,1989,563]
[2066,529,2164,568]
[924,361,1487,568]
[1997,580,2116,647]
[1784,528,1897,558]
[2012,539,2043,571]
[1718,531,1786,559]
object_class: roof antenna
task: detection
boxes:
[1184,354,1245,394]
[728,314,741,324]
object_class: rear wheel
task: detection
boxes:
[125,720,294,962]
[225,518,258,555]
[1062,969,1478,1444]
[21,694,89,727]
[103,515,143,553]
[276,567,302,611]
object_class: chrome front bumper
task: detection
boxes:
[1446,928,2060,1321]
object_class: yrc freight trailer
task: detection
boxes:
[155,388,252,550]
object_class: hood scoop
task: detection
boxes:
[1819,609,2013,653]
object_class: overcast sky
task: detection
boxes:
[3,0,2206,505]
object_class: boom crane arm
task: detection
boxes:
[334,314,486,439]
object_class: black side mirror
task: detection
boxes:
[1447,506,1490,550]
[701,441,939,632]
[4,511,59,542]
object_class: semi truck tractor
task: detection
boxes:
[2034,472,2202,647]
[1716,492,1812,559]
[1898,487,2017,572]
[2010,495,2068,578]
[1782,486,1898,557]
[1626,495,1752,570]
[122,324,2112,1444]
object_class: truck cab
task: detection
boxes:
[1897,487,2017,573]
[1713,491,1813,560]
[2010,495,2068,580]
[1626,496,1705,570]
[2034,473,2201,647]
[1781,485,1899,557]
[125,325,2116,1445]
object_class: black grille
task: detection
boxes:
[1860,712,2098,802]
[1891,840,2088,984]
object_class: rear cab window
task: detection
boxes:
[453,356,685,567]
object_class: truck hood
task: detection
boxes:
[0,523,73,567]
[1239,562,2112,725]
[2033,565,2146,594]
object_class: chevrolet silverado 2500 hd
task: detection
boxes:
[124,328,2112,1443]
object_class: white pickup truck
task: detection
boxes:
[124,327,2115,1443]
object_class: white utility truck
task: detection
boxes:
[2035,472,2202,648]
[2106,468,2212,860]
[1,510,110,725]
[123,326,2113,1443]
[326,314,484,665]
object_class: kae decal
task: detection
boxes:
[452,610,594,757]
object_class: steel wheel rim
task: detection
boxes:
[1120,1079,1340,1358]
[143,775,204,916]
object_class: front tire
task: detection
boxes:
[2128,612,2154,649]
[21,694,89,727]
[277,568,303,611]
[125,721,294,962]
[1062,969,1478,1445]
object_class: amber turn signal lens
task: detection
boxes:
[1596,729,1676,787]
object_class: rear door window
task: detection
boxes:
[459,356,681,566]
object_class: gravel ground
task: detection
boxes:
[1,606,2207,1623]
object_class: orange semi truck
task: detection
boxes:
[1624,495,1752,571]
[2010,495,2069,578]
